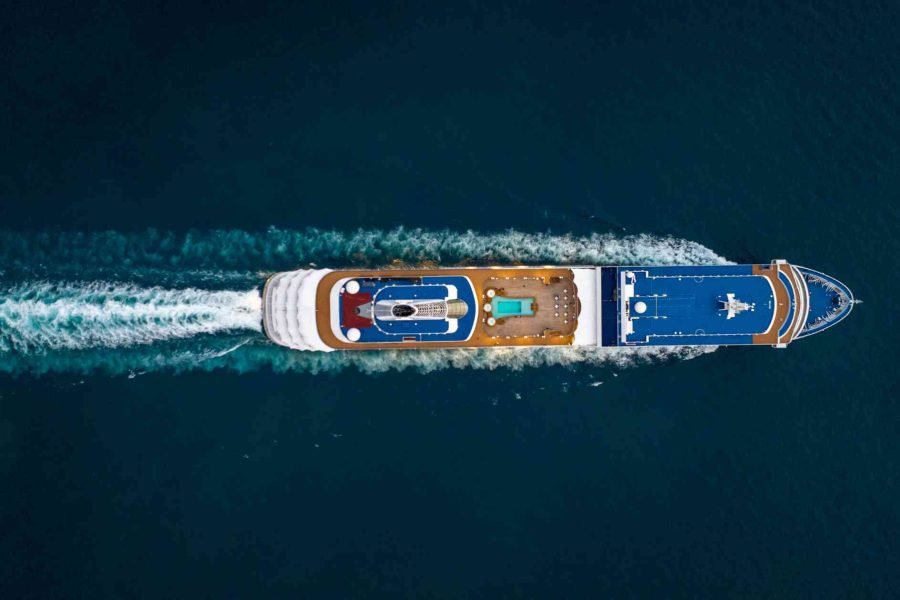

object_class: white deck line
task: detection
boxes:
[330,277,478,342]
[572,268,598,346]
[789,265,808,341]
[619,270,636,343]
[760,274,778,337]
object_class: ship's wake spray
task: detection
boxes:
[0,228,729,376]
[0,282,262,353]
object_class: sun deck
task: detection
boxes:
[482,276,578,339]
[311,267,588,350]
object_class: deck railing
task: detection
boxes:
[802,273,851,332]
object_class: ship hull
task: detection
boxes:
[262,262,854,351]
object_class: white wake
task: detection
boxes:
[0,282,261,353]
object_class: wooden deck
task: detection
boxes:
[483,275,578,339]
[313,268,580,350]
[751,263,801,345]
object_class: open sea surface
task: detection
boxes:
[1,1,898,597]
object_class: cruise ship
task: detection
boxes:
[261,261,855,351]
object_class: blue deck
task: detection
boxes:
[340,276,477,343]
[616,265,777,346]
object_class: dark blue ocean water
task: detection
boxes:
[1,1,898,597]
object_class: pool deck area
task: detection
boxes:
[483,276,577,339]
[314,267,582,349]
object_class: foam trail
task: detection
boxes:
[0,228,731,376]
[0,228,730,284]
[0,282,261,352]
[0,339,716,377]
[228,344,719,375]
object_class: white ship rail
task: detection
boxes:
[263,269,334,351]
[572,268,599,346]
[802,272,852,331]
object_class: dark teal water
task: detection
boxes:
[1,2,898,597]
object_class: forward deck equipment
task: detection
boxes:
[262,261,855,351]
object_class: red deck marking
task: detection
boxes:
[340,292,374,328]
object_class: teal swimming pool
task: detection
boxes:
[491,296,535,318]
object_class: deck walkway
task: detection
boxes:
[751,263,798,345]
